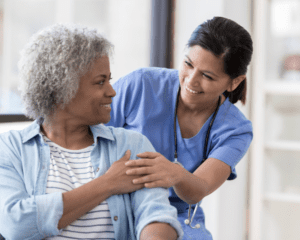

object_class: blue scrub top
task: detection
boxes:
[106,67,253,239]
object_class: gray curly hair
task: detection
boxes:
[18,23,114,120]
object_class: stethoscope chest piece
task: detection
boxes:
[184,204,201,229]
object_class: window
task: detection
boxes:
[0,0,151,118]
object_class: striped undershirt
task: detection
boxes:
[43,134,115,240]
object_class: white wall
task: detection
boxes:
[0,121,32,133]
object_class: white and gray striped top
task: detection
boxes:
[43,135,115,240]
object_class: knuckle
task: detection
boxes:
[143,167,150,174]
[142,176,149,182]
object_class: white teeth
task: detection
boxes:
[186,85,200,94]
[101,104,110,108]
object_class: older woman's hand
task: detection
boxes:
[125,152,184,189]
[105,150,145,195]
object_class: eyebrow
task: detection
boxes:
[185,55,219,77]
[94,73,111,79]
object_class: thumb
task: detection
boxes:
[122,150,131,161]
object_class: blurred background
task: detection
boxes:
[0,0,300,239]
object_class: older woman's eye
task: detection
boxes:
[98,81,105,85]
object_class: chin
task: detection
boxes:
[101,117,111,125]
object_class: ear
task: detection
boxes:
[226,75,246,92]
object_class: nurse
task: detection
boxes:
[106,16,253,239]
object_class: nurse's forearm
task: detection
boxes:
[140,222,178,240]
[174,157,231,205]
[173,168,209,205]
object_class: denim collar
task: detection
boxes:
[21,118,115,143]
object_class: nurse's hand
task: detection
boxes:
[125,152,184,188]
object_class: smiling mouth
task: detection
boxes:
[100,104,111,108]
[185,85,202,94]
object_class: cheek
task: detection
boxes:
[178,68,187,84]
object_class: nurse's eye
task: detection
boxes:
[203,73,213,80]
[184,61,193,68]
[98,80,105,85]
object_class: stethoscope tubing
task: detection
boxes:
[173,87,221,229]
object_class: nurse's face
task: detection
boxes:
[178,45,234,106]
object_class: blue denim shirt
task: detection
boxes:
[0,119,183,240]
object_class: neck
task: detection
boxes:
[42,115,94,150]
[177,95,221,117]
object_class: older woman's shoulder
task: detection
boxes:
[104,126,155,156]
[107,125,147,142]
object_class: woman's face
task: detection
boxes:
[179,45,233,107]
[62,56,116,125]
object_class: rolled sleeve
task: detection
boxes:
[0,153,63,239]
[35,192,64,237]
[131,187,183,240]
[111,127,183,239]
[130,133,183,239]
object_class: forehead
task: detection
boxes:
[186,45,226,74]
[79,56,110,85]
[89,56,110,74]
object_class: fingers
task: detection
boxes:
[136,152,159,158]
[125,158,154,167]
[132,174,155,184]
[126,166,152,175]
[119,150,131,161]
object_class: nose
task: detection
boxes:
[187,70,200,87]
[105,82,116,98]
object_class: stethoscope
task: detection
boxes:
[173,87,221,229]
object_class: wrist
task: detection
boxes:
[94,174,115,199]
[172,162,186,187]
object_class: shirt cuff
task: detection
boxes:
[35,192,64,237]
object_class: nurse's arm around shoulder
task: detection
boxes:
[126,133,183,240]
[174,157,231,204]
[126,152,230,204]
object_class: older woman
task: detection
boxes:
[0,24,182,240]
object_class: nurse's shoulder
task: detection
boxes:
[114,67,179,90]
[217,99,253,135]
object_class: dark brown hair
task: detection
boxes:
[187,17,253,104]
